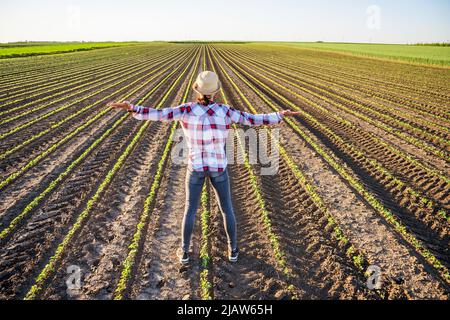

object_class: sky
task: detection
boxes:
[0,0,449,43]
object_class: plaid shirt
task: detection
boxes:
[131,102,283,172]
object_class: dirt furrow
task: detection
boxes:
[218,48,449,174]
[0,49,155,104]
[241,51,450,141]
[0,50,182,142]
[0,110,120,219]
[0,51,187,181]
[0,61,182,219]
[256,46,450,105]
[0,114,142,299]
[40,121,169,299]
[210,164,291,300]
[130,163,202,300]
[35,55,200,299]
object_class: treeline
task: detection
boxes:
[413,42,450,47]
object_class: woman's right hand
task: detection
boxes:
[107,101,132,111]
[280,110,301,117]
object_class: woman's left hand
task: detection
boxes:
[107,101,132,111]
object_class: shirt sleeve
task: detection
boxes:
[226,106,283,126]
[131,103,188,122]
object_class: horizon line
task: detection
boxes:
[2,40,450,45]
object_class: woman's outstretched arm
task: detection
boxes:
[227,106,301,126]
[107,101,187,122]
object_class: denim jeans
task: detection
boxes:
[182,168,237,252]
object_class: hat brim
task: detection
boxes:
[193,81,222,95]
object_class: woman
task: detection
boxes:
[107,71,300,265]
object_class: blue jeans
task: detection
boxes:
[182,168,237,252]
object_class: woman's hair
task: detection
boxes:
[197,94,213,106]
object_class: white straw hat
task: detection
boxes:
[193,71,222,95]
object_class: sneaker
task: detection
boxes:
[177,248,189,265]
[228,248,239,263]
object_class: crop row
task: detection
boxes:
[234,48,450,136]
[0,47,187,126]
[0,45,161,87]
[0,45,168,90]
[231,48,450,182]
[208,46,375,298]
[215,47,450,220]
[199,183,213,300]
[261,44,450,102]
[199,51,213,300]
[207,50,294,292]
[0,48,198,243]
[0,53,152,106]
[23,116,150,300]
[0,52,193,193]
[0,49,191,164]
[219,47,449,162]
[22,47,200,300]
[0,49,159,103]
[113,50,200,300]
[237,46,450,121]
[210,46,450,282]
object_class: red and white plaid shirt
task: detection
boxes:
[131,102,283,172]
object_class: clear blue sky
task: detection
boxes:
[1,0,449,43]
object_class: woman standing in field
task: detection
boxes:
[107,71,300,265]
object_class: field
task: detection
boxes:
[0,42,449,300]
[269,42,450,66]
[0,42,139,59]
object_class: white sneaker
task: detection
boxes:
[228,248,239,263]
[177,248,189,265]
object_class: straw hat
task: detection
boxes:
[193,71,222,95]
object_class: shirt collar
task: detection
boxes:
[192,102,217,116]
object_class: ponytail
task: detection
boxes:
[197,94,212,106]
